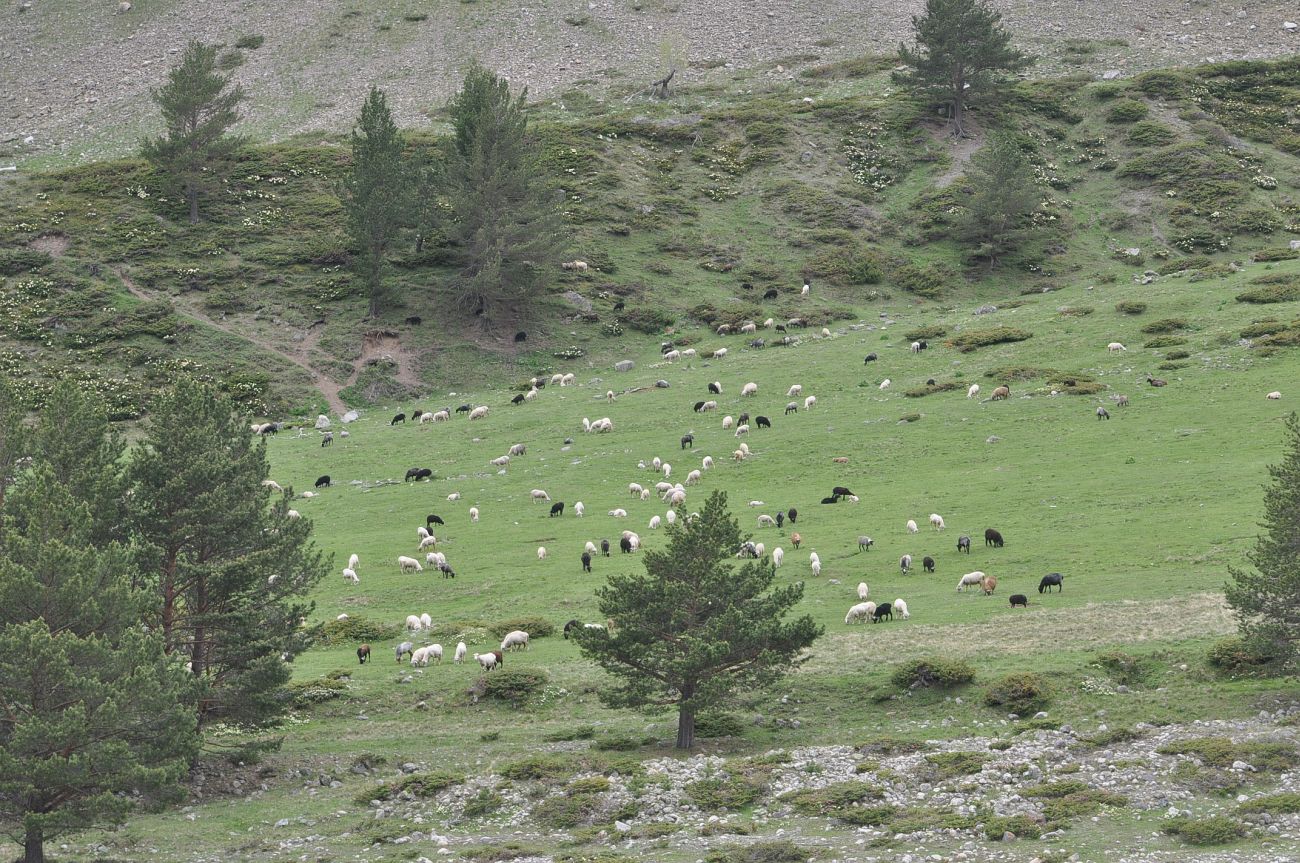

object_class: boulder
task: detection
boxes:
[615,360,635,372]
[341,409,360,423]
[314,414,331,430]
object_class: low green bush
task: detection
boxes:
[1162,815,1246,846]
[308,615,401,645]
[1143,335,1186,348]
[480,669,549,704]
[620,308,675,333]
[1084,726,1145,747]
[461,842,540,862]
[500,754,572,781]
[1140,317,1190,334]
[234,34,265,49]
[1252,248,1300,262]
[1058,306,1094,317]
[284,676,348,707]
[488,616,556,639]
[903,324,948,341]
[695,712,747,738]
[856,737,929,756]
[686,775,766,811]
[782,781,885,823]
[1106,99,1149,123]
[1025,780,1127,819]
[904,381,961,398]
[1236,283,1300,304]
[947,327,1033,352]
[703,840,811,863]
[1165,350,1190,360]
[463,787,505,818]
[983,814,1043,840]
[543,725,596,742]
[1157,736,1298,771]
[983,672,1050,713]
[922,751,988,780]
[1207,636,1284,674]
[354,769,464,803]
[1127,121,1177,147]
[1115,300,1147,314]
[0,249,52,275]
[890,657,976,689]
[984,365,1052,381]
[1239,792,1300,814]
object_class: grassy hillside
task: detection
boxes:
[3,57,1300,420]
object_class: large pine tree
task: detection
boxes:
[441,65,566,324]
[576,490,822,749]
[141,40,244,223]
[1226,413,1300,668]
[126,381,327,728]
[0,466,200,863]
[895,0,1032,136]
[956,133,1041,266]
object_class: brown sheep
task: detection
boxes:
[1147,376,1167,387]
[981,574,998,595]
[791,532,802,549]
[991,385,1011,401]
[832,456,849,464]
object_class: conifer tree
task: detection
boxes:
[896,0,1031,136]
[0,375,26,525]
[576,491,822,749]
[1226,413,1300,668]
[126,381,327,728]
[956,133,1041,265]
[141,40,245,223]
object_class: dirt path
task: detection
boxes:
[931,121,986,189]
[114,266,352,415]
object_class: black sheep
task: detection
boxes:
[708,382,722,394]
[426,514,444,527]
[763,288,779,299]
[404,467,426,482]
[321,432,333,447]
[693,400,707,413]
[439,563,456,579]
[619,537,633,554]
[872,602,893,623]
[514,331,527,342]
[681,434,694,449]
[357,644,371,664]
[775,324,787,333]
[820,496,839,505]
[314,475,331,488]
[923,556,935,573]
[511,394,525,405]
[1009,594,1029,608]
[831,486,853,498]
[775,511,785,528]
[756,416,771,428]
[581,552,592,572]
[391,413,406,425]
[926,378,936,386]
[563,619,582,639]
[738,412,749,425]
[864,353,878,363]
[1038,573,1064,594]
[456,404,472,414]
[549,501,565,517]
[404,316,422,326]
[984,528,1004,548]
[957,535,971,553]
[918,340,928,351]
[601,539,611,557]
[787,507,798,524]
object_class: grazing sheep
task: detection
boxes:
[1097,406,1110,420]
[957,571,985,592]
[923,556,935,573]
[395,641,415,663]
[791,531,801,549]
[802,281,810,296]
[357,644,371,664]
[929,513,945,531]
[262,479,284,493]
[606,390,615,402]
[732,449,747,461]
[411,644,443,666]
[811,559,821,577]
[455,642,468,663]
[804,395,817,410]
[1108,342,1126,352]
[490,455,511,467]
[735,423,750,437]
[911,341,922,353]
[581,551,592,572]
[343,567,359,584]
[448,492,462,501]
[405,614,422,632]
[419,536,438,551]
[680,433,695,450]
[474,652,500,671]
[531,489,552,502]
[906,519,919,534]
[1114,394,1129,407]
[754,542,766,558]
[980,574,998,595]
[348,553,360,570]
[508,443,527,457]
[1009,594,1029,608]
[967,383,980,399]
[722,415,734,430]
[664,350,682,362]
[391,413,407,426]
[741,382,758,397]
[787,508,798,524]
[991,385,1010,401]
[315,475,331,488]
[857,581,870,600]
[872,602,893,623]
[1147,376,1167,387]
[468,405,490,420]
[785,401,799,415]
[666,509,677,525]
[893,598,910,620]
[900,553,912,574]
[684,469,702,486]
[628,482,644,498]
[501,630,530,652]
[984,528,1004,548]
[879,378,892,391]
[574,501,585,517]
[845,601,875,624]
[600,539,611,557]
[550,501,565,517]
[701,400,718,412]
[469,506,480,522]
[537,546,548,561]
[398,556,423,573]
[1038,573,1064,593]
[714,348,728,359]
[425,552,439,567]
[1267,391,1282,400]
[757,514,776,528]
[649,515,662,530]
[787,384,803,398]
[857,536,874,552]
[957,535,971,554]
[418,526,430,540]
[864,353,878,363]
[561,373,576,386]
[609,508,628,518]
[775,511,785,528]
[663,463,672,478]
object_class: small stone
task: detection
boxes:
[986,435,1001,444]
[275,818,289,828]
[655,380,670,388]
[1286,21,1298,31]
[118,1,132,12]
[615,360,635,372]
[1002,831,1016,842]
[1033,711,1049,720]
[614,820,632,833]
[342,410,360,423]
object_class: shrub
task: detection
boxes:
[922,751,988,780]
[856,737,929,756]
[1236,284,1300,304]
[284,676,348,707]
[1239,793,1300,814]
[0,249,52,275]
[984,814,1043,840]
[1094,650,1151,685]
[308,615,401,645]
[488,616,556,639]
[1025,780,1127,820]
[1165,350,1190,360]
[234,34,265,49]
[903,324,948,341]
[1143,335,1186,348]
[1162,815,1246,846]
[703,840,811,863]
[898,412,922,423]
[1252,248,1300,262]
[1127,121,1177,147]
[1134,69,1187,99]
[695,712,747,738]
[782,781,885,823]
[1058,306,1094,317]
[593,734,652,751]
[1240,320,1287,339]
[890,657,976,689]
[500,755,572,781]
[480,668,549,704]
[904,381,961,398]
[1106,99,1149,123]
[463,787,505,818]
[686,776,766,811]
[947,327,1033,352]
[1047,372,1105,395]
[1115,300,1147,314]
[889,260,952,299]
[534,783,605,828]
[983,672,1050,713]
[355,770,464,803]
[543,725,595,742]
[984,365,1052,381]
[1207,635,1284,674]
[1157,737,1298,771]
[620,308,674,333]
[461,842,541,862]
[1140,317,1190,334]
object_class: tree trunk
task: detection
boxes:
[24,824,44,863]
[675,702,695,749]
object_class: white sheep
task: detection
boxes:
[701,455,714,470]
[894,598,910,620]
[714,347,728,359]
[454,642,467,663]
[530,489,551,502]
[469,405,489,419]
[787,384,802,397]
[299,491,316,499]
[1267,391,1282,400]
[754,542,765,557]
[417,526,430,540]
[811,559,821,577]
[879,379,891,390]
[733,449,747,461]
[342,568,360,584]
[585,541,598,555]
[640,488,651,500]
[665,509,677,525]
[772,547,784,568]
[701,400,718,412]
[550,373,564,385]
[501,630,530,652]
[748,500,764,507]
[398,556,423,573]
[821,327,831,338]
[911,341,922,353]
[663,463,673,479]
[757,514,776,527]
[470,506,480,522]
[664,349,681,362]
[286,509,301,520]
[734,424,750,437]
[609,508,628,518]
[967,383,980,399]
[490,455,511,467]
[448,492,462,501]
[524,388,538,401]
[906,519,919,534]
[740,321,757,334]
[929,513,945,531]
[405,614,422,631]
[419,535,438,550]
[801,281,810,296]
[686,469,702,485]
[537,546,548,560]
[1108,342,1126,352]
[561,373,576,386]
[738,442,750,454]
[810,551,821,566]
[574,501,585,517]
[763,318,774,329]
[337,613,349,621]
[722,415,734,430]
[741,382,758,397]
[348,553,360,570]
[857,582,869,600]
[629,482,644,497]
[425,552,439,566]
[474,652,499,670]
[668,489,686,507]
[957,571,986,592]
[432,409,450,422]
[682,348,697,358]
[804,395,817,410]
[649,515,662,529]
[900,554,912,573]
[606,390,615,402]
[420,612,432,628]
[845,601,875,624]
[262,479,284,492]
[418,411,434,423]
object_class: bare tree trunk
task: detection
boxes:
[24,824,45,863]
[675,696,695,749]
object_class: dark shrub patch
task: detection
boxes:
[480,669,549,704]
[983,672,1050,713]
[1107,99,1149,123]
[1115,300,1147,314]
[1207,636,1285,674]
[890,657,976,688]
[1157,737,1298,771]
[1162,816,1246,846]
[1143,335,1186,348]
[1127,121,1177,146]
[948,327,1033,352]
[355,769,464,804]
[686,775,766,811]
[904,381,961,398]
[1252,248,1300,262]
[1239,793,1300,814]
[620,308,675,333]
[309,615,401,645]
[1236,283,1300,304]
[488,616,555,639]
[984,814,1043,840]
[0,249,52,275]
[703,840,812,863]
[1140,317,1190,334]
[903,324,948,341]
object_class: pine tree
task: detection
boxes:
[575,490,822,749]
[1226,413,1300,668]
[441,65,566,324]
[126,381,327,728]
[896,0,1032,136]
[141,40,245,223]
[0,466,200,863]
[0,375,27,526]
[340,87,417,318]
[956,133,1041,265]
